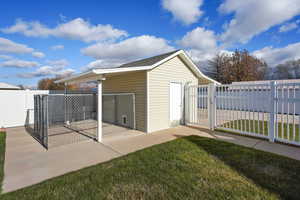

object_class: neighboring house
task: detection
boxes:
[0,82,21,90]
[57,50,217,138]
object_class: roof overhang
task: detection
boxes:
[56,50,220,85]
[56,66,152,84]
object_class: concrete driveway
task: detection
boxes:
[3,125,142,193]
[3,125,300,193]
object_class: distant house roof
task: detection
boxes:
[0,82,20,90]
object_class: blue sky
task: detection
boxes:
[0,0,300,87]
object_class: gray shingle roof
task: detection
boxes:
[118,50,180,68]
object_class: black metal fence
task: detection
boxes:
[33,95,48,148]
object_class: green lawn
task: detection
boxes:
[219,119,300,142]
[1,135,300,199]
[0,132,5,194]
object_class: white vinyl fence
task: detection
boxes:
[0,90,49,127]
[185,81,300,146]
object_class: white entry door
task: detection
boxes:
[170,82,182,126]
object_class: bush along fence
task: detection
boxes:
[185,81,300,146]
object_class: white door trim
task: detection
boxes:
[169,82,183,126]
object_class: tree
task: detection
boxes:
[37,77,78,90]
[206,53,228,83]
[206,50,268,84]
[272,59,300,79]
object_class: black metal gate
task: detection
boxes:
[33,95,48,148]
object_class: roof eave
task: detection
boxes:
[55,66,153,84]
[55,70,97,84]
[179,51,221,85]
[55,49,220,85]
[93,65,152,74]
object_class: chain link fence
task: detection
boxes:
[33,91,135,149]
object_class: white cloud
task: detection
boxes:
[18,65,75,78]
[185,49,216,64]
[0,55,12,60]
[279,21,299,32]
[51,45,64,50]
[18,58,73,78]
[0,59,39,68]
[178,27,221,65]
[81,35,175,63]
[162,0,203,25]
[219,0,300,46]
[0,37,33,54]
[46,59,69,68]
[253,42,300,67]
[2,18,128,42]
[178,27,217,51]
[32,51,45,58]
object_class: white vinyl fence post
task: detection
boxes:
[183,82,192,125]
[208,83,216,130]
[183,83,188,125]
[269,81,277,142]
[97,80,103,142]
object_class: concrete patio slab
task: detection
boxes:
[254,140,300,161]
[4,140,120,193]
[104,125,300,161]
[3,124,142,193]
[3,124,300,193]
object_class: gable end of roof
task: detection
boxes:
[118,50,180,68]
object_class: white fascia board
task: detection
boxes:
[55,49,219,85]
[149,50,220,85]
[55,71,105,84]
[92,66,152,74]
[179,51,220,85]
[55,66,152,84]
[55,71,94,83]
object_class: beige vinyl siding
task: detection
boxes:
[148,56,198,132]
[103,71,146,132]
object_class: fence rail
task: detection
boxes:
[185,81,300,146]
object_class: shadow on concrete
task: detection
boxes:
[185,125,217,138]
[24,109,48,149]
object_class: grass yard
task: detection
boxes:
[1,135,300,199]
[0,132,5,194]
[219,119,300,142]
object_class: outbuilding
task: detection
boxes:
[0,82,21,90]
[57,50,217,141]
